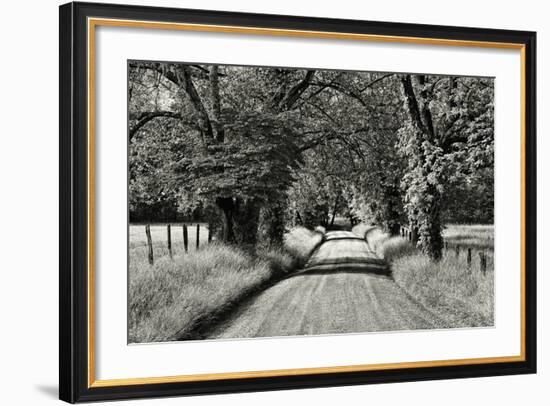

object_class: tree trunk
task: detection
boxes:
[389,222,401,236]
[209,65,225,142]
[216,197,235,243]
[329,192,341,228]
[417,186,444,260]
[216,197,261,248]
[382,182,402,236]
[258,199,286,248]
[400,74,444,260]
[410,225,419,245]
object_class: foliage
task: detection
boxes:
[128,61,494,254]
[176,112,302,202]
[398,75,494,259]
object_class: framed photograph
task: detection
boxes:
[59,1,536,403]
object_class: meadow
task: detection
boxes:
[364,224,494,328]
[442,224,494,250]
[128,225,323,343]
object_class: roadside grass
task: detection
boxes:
[283,227,324,266]
[129,226,323,343]
[351,223,376,239]
[365,225,494,328]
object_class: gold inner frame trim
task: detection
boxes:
[87,17,527,388]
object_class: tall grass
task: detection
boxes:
[129,226,323,343]
[284,227,324,266]
[365,226,494,328]
[351,223,375,239]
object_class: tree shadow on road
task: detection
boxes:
[292,264,392,278]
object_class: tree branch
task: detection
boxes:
[400,75,425,133]
[129,111,182,140]
[129,62,214,142]
[309,81,366,106]
[280,70,316,110]
[358,73,395,92]
[175,65,214,141]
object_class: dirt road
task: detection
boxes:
[207,231,446,339]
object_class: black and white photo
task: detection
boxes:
[128,61,495,343]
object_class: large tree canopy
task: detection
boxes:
[129,61,494,258]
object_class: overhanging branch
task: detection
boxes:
[129,111,181,140]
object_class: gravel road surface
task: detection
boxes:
[207,231,446,339]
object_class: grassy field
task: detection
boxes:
[129,226,323,343]
[442,224,494,250]
[365,224,494,328]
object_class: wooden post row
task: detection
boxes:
[183,224,188,253]
[145,224,154,265]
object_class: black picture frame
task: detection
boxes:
[59,1,537,403]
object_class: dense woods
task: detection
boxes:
[129,61,494,260]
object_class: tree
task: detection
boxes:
[129,62,318,247]
[128,61,494,258]
[399,74,494,259]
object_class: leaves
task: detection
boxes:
[128,62,494,254]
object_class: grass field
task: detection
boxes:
[129,226,323,343]
[442,224,494,250]
[366,224,494,328]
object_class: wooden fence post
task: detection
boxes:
[145,224,154,265]
[479,252,487,274]
[444,241,448,251]
[455,245,460,258]
[401,227,405,238]
[208,222,212,244]
[167,224,172,259]
[183,224,188,253]
[196,224,200,250]
[467,248,472,268]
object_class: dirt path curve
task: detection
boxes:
[207,231,446,339]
